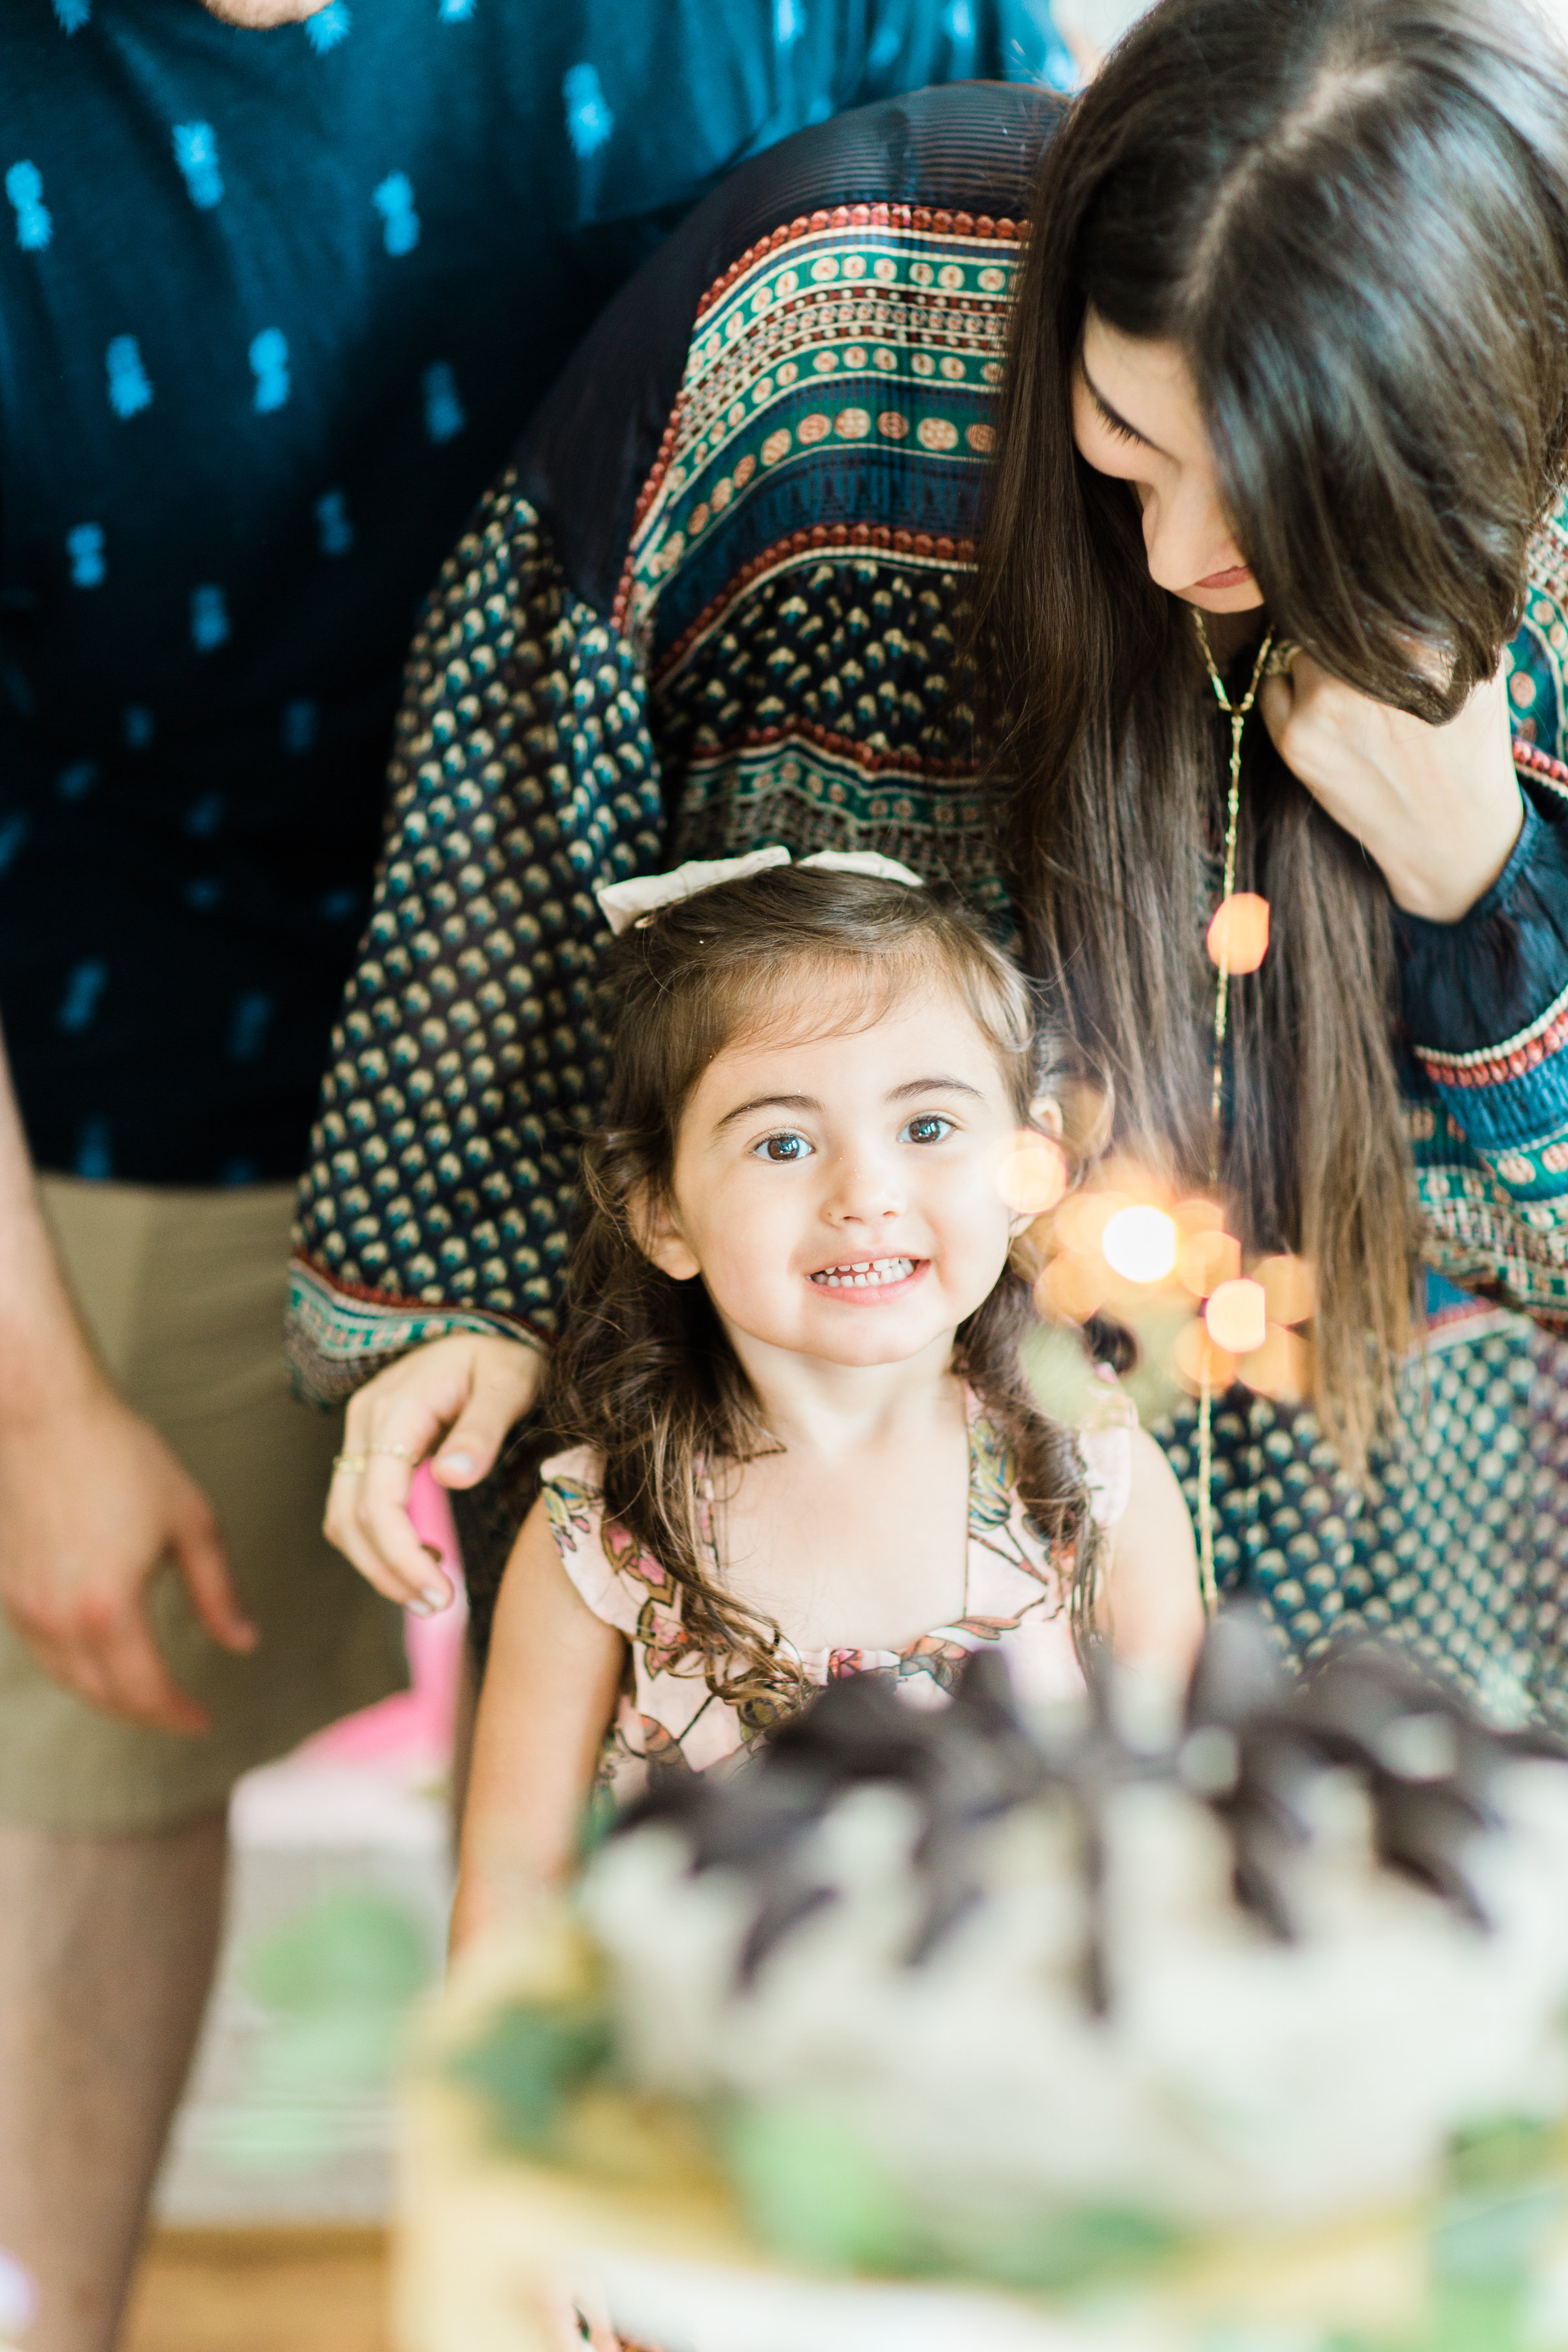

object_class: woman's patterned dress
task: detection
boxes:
[287,82,1568,1723]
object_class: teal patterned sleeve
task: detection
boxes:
[286,473,663,1405]
[1397,491,1568,1324]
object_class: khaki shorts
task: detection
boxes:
[0,1179,407,1833]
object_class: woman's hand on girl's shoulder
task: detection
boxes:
[322,1332,542,1610]
[1260,652,1523,923]
[1100,1426,1204,1679]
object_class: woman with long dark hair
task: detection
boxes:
[296,1,1568,1722]
[978,0,1568,1475]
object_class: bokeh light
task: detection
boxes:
[1037,1254,1109,1324]
[1053,1188,1126,1258]
[997,1133,1070,1216]
[1204,1277,1268,1356]
[1205,891,1271,974]
[1239,1323,1313,1401]
[1102,1204,1179,1284]
[1173,1320,1237,1395]
[1177,1226,1241,1299]
[1256,1253,1316,1327]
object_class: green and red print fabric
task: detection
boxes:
[290,83,1568,1722]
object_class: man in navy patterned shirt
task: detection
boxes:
[0,1,1066,2343]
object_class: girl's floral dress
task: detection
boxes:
[542,1390,1134,1803]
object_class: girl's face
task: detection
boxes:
[642,978,1023,1373]
[1071,308,1266,617]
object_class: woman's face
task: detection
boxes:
[1071,308,1265,617]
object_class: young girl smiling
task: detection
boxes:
[453,857,1200,1947]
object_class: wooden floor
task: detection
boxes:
[123,2229,389,2352]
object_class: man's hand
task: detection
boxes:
[0,1384,256,1735]
[0,1024,254,1734]
[323,1334,543,1612]
[1260,651,1524,923]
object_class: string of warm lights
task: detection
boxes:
[1004,1147,1313,1396]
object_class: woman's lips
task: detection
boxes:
[1196,563,1254,589]
[807,1256,928,1304]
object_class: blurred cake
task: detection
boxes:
[577,1617,1568,2272]
[406,1620,1568,2350]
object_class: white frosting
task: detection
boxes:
[581,1751,1568,2230]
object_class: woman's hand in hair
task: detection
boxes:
[322,1332,542,1610]
[1259,651,1523,924]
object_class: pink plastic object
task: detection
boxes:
[303,1465,468,1771]
[0,2246,37,2338]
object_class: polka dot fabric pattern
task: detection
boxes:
[657,550,1000,907]
[289,477,662,1402]
[1156,1313,1568,1727]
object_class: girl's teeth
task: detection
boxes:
[810,1257,916,1288]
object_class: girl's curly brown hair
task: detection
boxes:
[534,863,1102,1727]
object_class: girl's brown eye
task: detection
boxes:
[755,1132,811,1162]
[901,1115,953,1146]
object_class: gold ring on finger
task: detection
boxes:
[368,1441,424,1464]
[333,1451,369,1476]
[1264,638,1301,679]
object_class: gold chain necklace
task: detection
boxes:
[1190,613,1275,1612]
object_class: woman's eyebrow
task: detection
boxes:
[713,1091,819,1132]
[886,1076,985,1101]
[1080,361,1170,459]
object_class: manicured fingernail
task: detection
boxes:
[408,1597,434,1618]
[438,1450,474,1478]
[421,1586,446,1610]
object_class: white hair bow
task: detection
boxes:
[594,846,925,936]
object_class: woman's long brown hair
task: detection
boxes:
[974,0,1568,1473]
[537,866,1099,1725]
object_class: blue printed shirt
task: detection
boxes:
[0,0,1067,1183]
